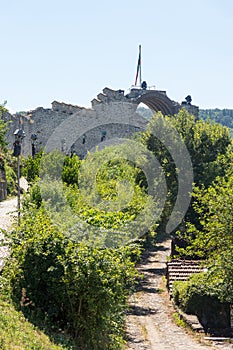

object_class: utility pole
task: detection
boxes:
[13,127,25,225]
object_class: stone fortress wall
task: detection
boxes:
[2,86,199,158]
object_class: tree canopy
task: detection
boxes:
[0,103,8,153]
[139,109,231,233]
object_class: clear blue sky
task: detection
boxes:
[1,0,233,113]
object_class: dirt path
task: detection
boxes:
[0,197,17,230]
[125,239,233,350]
[0,197,17,270]
[0,178,27,233]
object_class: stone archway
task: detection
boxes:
[137,89,179,115]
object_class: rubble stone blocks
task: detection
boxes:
[1,87,199,157]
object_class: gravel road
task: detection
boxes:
[0,197,17,231]
[125,239,233,350]
[0,197,17,270]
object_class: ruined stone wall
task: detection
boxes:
[4,105,89,157]
[2,87,199,158]
[43,98,147,158]
[3,92,147,157]
[73,123,142,159]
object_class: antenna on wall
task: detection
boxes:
[134,45,142,87]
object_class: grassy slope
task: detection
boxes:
[0,298,71,350]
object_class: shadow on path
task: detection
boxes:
[125,238,221,350]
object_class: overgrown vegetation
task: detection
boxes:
[1,106,72,348]
[174,160,233,308]
[0,297,70,350]
[3,207,140,349]
[0,103,18,196]
[139,105,233,138]
[138,106,233,325]
[168,112,233,325]
[1,107,233,347]
[136,108,233,328]
[140,109,231,233]
[2,145,146,349]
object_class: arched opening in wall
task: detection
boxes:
[136,102,153,121]
[137,90,177,116]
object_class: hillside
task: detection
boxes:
[137,106,233,137]
[199,108,233,128]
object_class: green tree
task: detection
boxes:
[0,102,8,152]
[173,165,233,305]
[140,109,231,233]
[62,154,81,185]
[170,109,231,187]
[179,162,233,260]
[22,150,43,184]
[199,108,233,129]
[0,103,16,196]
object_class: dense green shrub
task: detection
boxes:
[172,272,229,315]
[3,207,140,350]
[173,272,232,332]
[23,180,42,209]
[5,162,17,195]
[0,107,8,152]
[62,154,80,185]
[23,151,81,186]
[173,273,211,314]
[24,147,155,246]
[0,108,18,196]
[22,150,43,184]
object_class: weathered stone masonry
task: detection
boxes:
[2,87,199,158]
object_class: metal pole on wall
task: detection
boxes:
[13,128,25,225]
[31,134,37,159]
[17,153,21,225]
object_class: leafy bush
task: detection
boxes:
[3,207,140,350]
[22,151,81,186]
[25,180,42,208]
[22,150,43,184]
[0,109,8,152]
[172,271,230,314]
[5,159,17,195]
[173,272,232,333]
[173,273,211,314]
[62,154,80,185]
[24,147,155,246]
